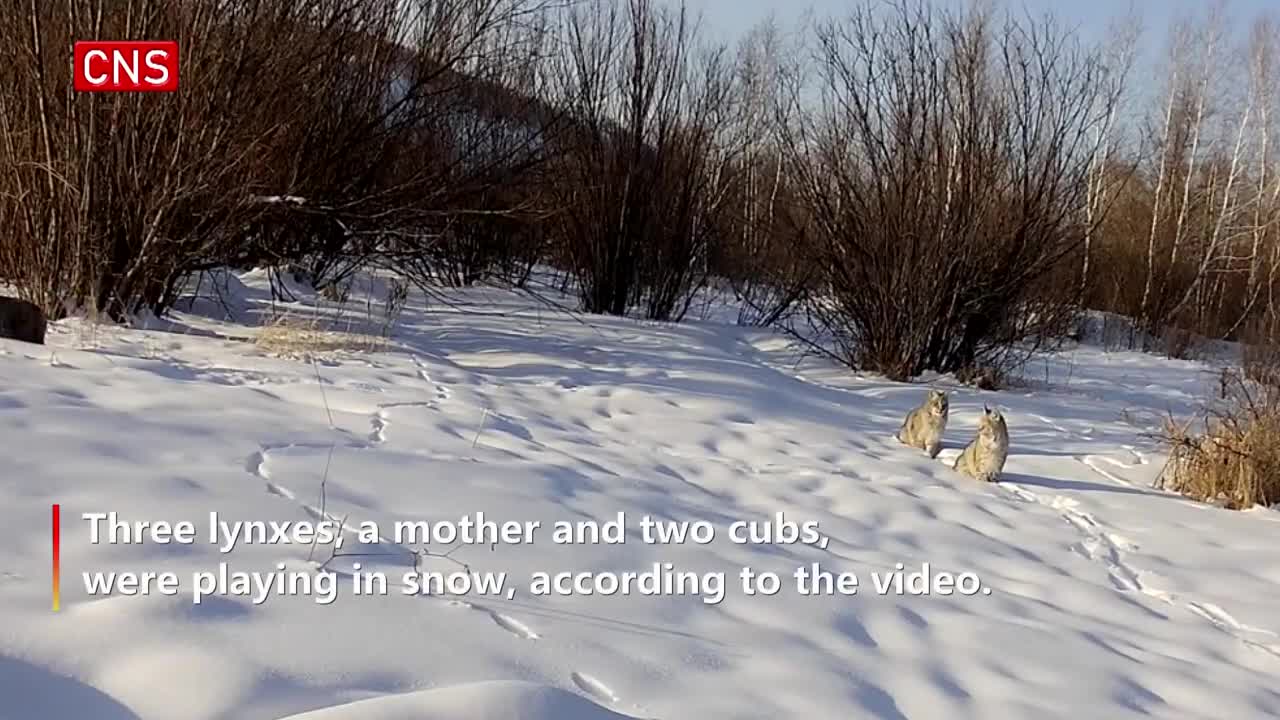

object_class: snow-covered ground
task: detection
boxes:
[1,273,1278,720]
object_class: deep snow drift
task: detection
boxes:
[0,273,1278,720]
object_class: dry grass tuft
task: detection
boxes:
[1157,367,1280,510]
[255,313,389,358]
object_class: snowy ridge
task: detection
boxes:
[0,274,1277,720]
[275,681,635,720]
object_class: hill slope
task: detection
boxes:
[0,274,1277,720]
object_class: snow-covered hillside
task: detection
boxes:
[1,273,1277,720]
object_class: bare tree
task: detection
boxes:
[709,18,819,327]
[1224,15,1280,339]
[1078,13,1140,304]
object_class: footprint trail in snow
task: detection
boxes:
[571,672,619,704]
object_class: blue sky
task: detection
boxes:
[684,0,1277,47]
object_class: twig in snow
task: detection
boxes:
[312,356,336,428]
[473,408,489,448]
[308,441,338,563]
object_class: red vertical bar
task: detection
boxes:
[52,504,60,612]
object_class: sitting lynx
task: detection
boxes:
[954,405,1009,482]
[896,389,949,458]
[0,296,46,345]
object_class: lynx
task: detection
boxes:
[896,389,949,458]
[0,296,46,345]
[954,405,1010,483]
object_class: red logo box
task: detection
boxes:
[74,41,179,92]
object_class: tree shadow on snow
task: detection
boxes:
[0,655,140,720]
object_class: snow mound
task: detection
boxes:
[171,267,256,323]
[277,681,639,720]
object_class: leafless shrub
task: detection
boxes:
[0,0,559,320]
[545,0,740,321]
[0,0,388,317]
[713,20,819,327]
[778,1,1124,380]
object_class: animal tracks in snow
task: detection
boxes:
[364,354,451,445]
[1030,414,1069,434]
[1070,531,1167,600]
[489,611,540,640]
[1000,483,1038,504]
[237,355,544,649]
[1004,481,1173,602]
[412,355,452,405]
[1186,601,1273,636]
[246,445,350,530]
[571,671,619,704]
[265,481,295,501]
[245,449,272,480]
[1002,480,1280,660]
[1185,602,1280,658]
[430,598,542,640]
[473,604,541,640]
[247,446,302,503]
[368,409,388,444]
[1122,445,1150,466]
[1077,454,1136,487]
[733,379,1280,667]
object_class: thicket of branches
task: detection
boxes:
[0,0,554,318]
[2,0,1279,380]
[540,0,745,320]
[776,4,1124,378]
